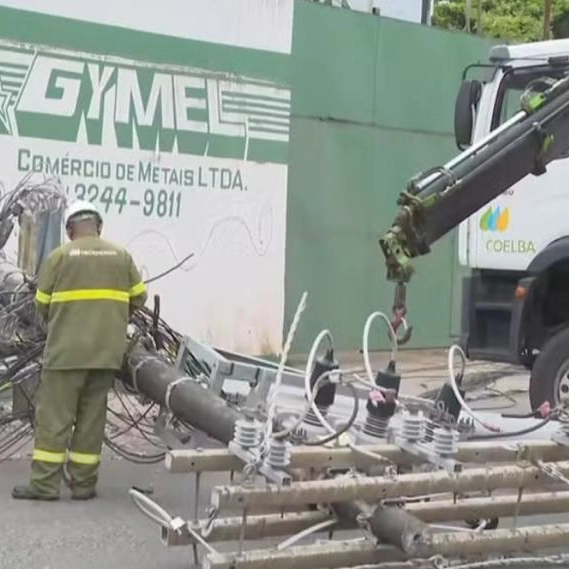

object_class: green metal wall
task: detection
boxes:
[285,2,495,353]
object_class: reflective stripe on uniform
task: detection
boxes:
[35,290,51,304]
[33,449,66,463]
[69,451,100,465]
[51,289,129,303]
[129,281,146,297]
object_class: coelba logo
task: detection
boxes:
[480,206,510,232]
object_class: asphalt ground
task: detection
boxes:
[0,349,556,569]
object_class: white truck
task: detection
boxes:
[379,38,569,411]
[458,39,569,410]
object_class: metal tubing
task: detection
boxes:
[161,511,330,546]
[414,110,526,191]
[204,523,569,569]
[408,489,569,522]
[166,439,569,473]
[211,461,569,509]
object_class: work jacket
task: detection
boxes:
[35,235,148,370]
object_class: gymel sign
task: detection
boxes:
[0,40,291,355]
[5,49,289,165]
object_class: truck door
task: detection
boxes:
[469,65,569,271]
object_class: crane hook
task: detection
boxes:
[390,282,413,345]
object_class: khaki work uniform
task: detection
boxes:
[30,235,147,498]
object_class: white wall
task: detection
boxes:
[0,0,294,54]
[327,0,429,24]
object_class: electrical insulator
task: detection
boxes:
[424,419,436,443]
[401,411,426,442]
[432,427,459,457]
[264,438,291,470]
[305,348,339,426]
[363,360,401,439]
[233,418,263,449]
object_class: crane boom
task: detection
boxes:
[379,74,569,285]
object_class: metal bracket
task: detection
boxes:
[175,334,304,404]
[227,441,292,486]
[393,437,463,474]
[153,409,193,450]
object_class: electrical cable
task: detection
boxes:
[273,369,360,442]
[263,291,308,448]
[303,381,359,447]
[301,322,429,449]
[362,311,398,387]
[106,401,157,439]
[103,435,166,464]
[303,329,338,434]
[445,345,556,440]
[113,388,164,448]
[143,252,195,285]
[447,344,501,433]
[467,413,555,441]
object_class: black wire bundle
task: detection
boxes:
[0,179,202,463]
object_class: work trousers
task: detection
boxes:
[29,369,115,498]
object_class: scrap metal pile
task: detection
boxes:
[3,180,569,569]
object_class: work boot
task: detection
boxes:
[11,485,59,501]
[71,488,97,501]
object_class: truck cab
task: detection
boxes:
[456,39,569,409]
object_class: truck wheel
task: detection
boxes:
[529,326,569,411]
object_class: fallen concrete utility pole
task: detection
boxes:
[123,343,431,554]
[122,344,243,445]
[162,490,569,546]
[120,322,569,569]
[137,429,569,569]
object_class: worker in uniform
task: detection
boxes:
[12,200,148,501]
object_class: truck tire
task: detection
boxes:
[529,326,569,411]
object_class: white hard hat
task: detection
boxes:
[64,200,102,227]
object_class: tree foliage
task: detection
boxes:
[432,0,569,42]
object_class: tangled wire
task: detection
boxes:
[0,175,207,465]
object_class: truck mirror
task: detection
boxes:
[454,80,482,150]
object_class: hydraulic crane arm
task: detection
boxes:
[379,75,569,288]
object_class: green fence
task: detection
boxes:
[285,2,495,353]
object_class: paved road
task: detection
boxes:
[0,459,211,569]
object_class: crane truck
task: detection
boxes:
[379,38,569,412]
